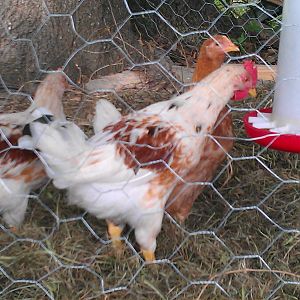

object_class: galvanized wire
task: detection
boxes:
[0,0,299,299]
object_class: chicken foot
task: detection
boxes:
[106,220,124,250]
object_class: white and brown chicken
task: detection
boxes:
[20,62,257,261]
[0,72,66,228]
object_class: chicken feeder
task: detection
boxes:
[243,0,300,153]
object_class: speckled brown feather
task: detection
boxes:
[165,36,235,222]
[0,128,46,183]
[105,116,182,173]
[166,108,233,221]
[104,116,192,204]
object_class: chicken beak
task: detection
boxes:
[248,88,257,98]
[221,36,240,53]
[223,44,240,53]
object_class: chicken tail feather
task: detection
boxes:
[18,115,88,186]
[93,99,121,133]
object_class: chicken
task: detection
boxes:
[92,35,241,222]
[0,72,67,228]
[92,35,239,128]
[20,62,257,261]
[166,35,241,221]
[191,35,240,82]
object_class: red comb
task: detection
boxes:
[243,60,258,87]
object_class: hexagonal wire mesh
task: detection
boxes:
[0,0,299,299]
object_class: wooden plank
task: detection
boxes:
[231,64,277,81]
[265,0,283,6]
[172,64,277,83]
[256,64,277,81]
[86,64,278,92]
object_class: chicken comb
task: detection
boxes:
[243,60,258,87]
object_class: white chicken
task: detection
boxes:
[19,62,257,260]
[0,72,66,228]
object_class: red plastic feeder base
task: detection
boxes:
[243,108,300,153]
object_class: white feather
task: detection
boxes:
[93,99,121,133]
[0,179,30,227]
[24,120,153,188]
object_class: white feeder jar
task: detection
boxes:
[272,0,300,130]
[244,0,300,152]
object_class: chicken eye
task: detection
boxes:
[196,125,202,133]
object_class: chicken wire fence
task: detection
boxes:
[1,0,300,299]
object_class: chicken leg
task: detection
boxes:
[107,220,124,250]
